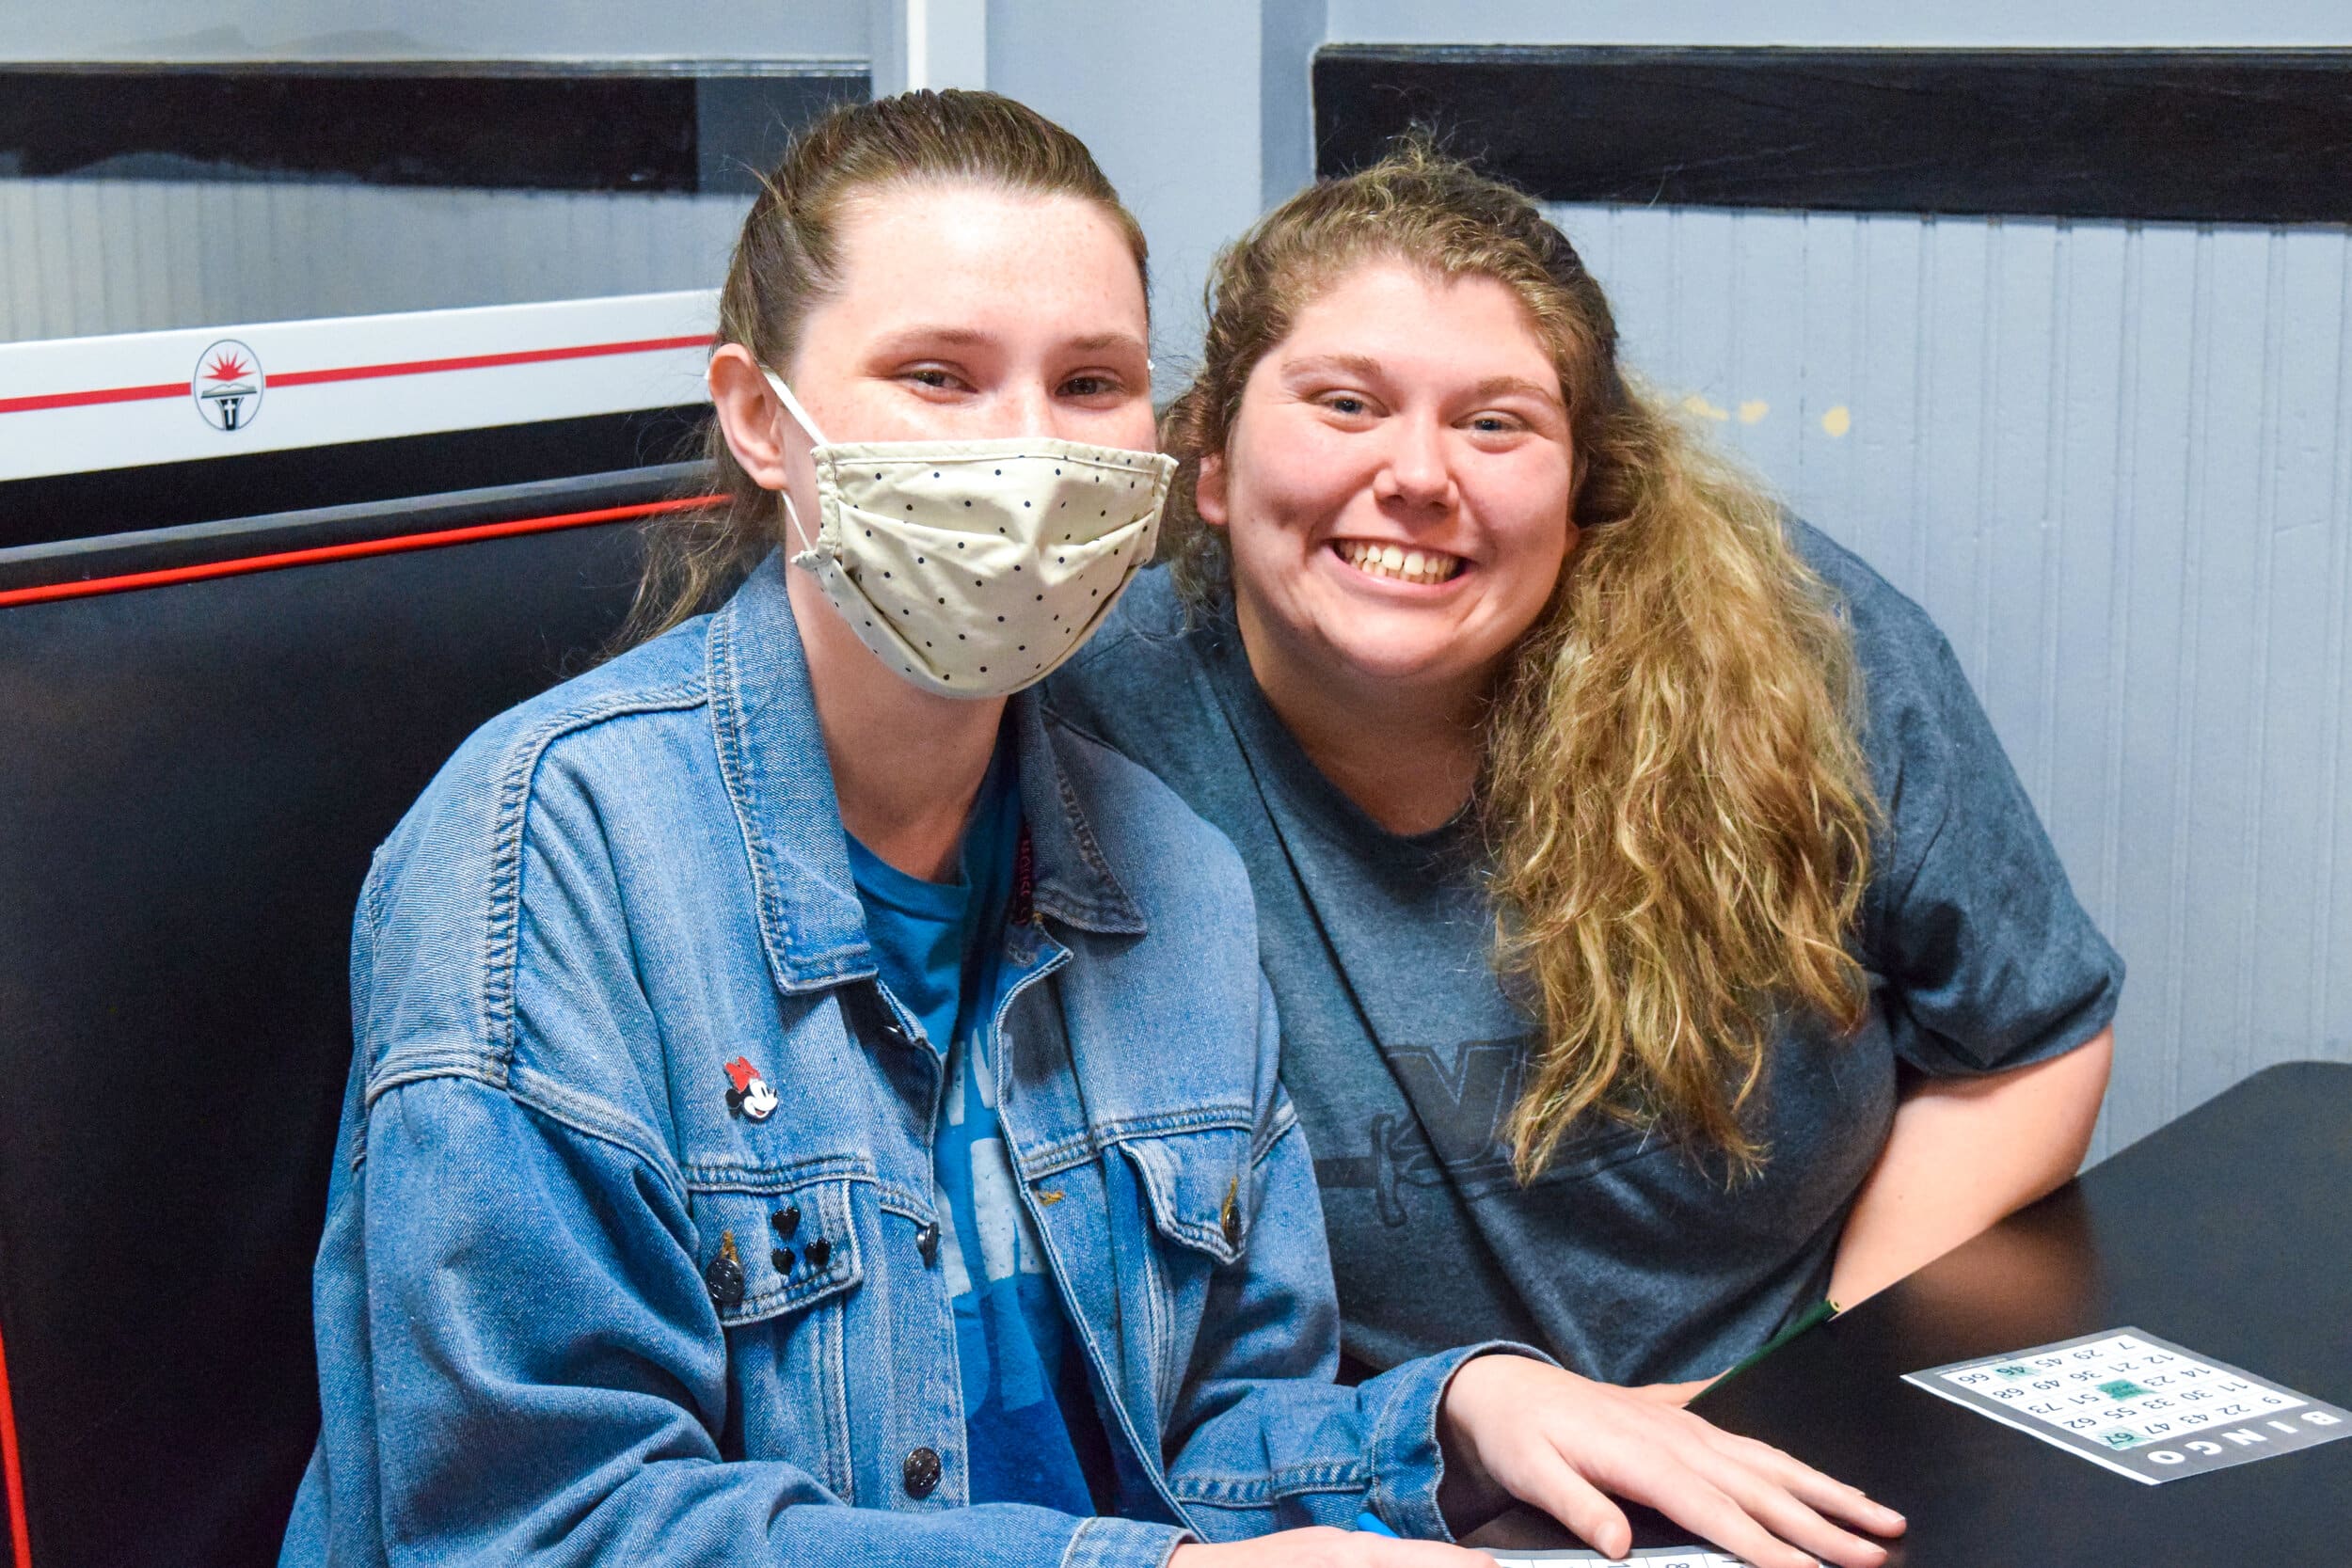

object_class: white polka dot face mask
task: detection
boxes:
[765,371,1175,699]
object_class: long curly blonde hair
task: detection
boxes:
[1162,143,1878,1176]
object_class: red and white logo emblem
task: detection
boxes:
[194,340,263,432]
[723,1055,778,1121]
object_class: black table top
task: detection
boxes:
[1470,1060,2352,1566]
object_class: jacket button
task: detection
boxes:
[1219,1177,1242,1248]
[771,1204,801,1241]
[915,1222,941,1266]
[804,1236,833,1271]
[705,1244,745,1311]
[771,1247,794,1275]
[902,1446,943,1498]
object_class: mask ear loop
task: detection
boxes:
[761,369,829,446]
[778,492,818,558]
[761,369,828,557]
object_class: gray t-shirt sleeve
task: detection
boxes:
[1819,531,2125,1077]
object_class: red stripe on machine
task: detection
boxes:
[0,381,192,416]
[0,1308,30,1568]
[270,334,714,388]
[0,495,726,609]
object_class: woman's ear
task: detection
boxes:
[1194,451,1230,530]
[707,343,794,491]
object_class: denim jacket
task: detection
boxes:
[281,556,1516,1568]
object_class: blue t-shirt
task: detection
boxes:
[1048,529,2125,1386]
[844,743,1112,1512]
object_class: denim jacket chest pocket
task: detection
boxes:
[1113,1124,1256,1412]
[686,1169,867,1497]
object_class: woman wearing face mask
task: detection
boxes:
[282,95,1902,1568]
[1050,144,2121,1401]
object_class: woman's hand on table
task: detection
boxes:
[1438,1354,1906,1568]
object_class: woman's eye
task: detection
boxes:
[1470,414,1520,434]
[1323,394,1370,417]
[897,364,975,393]
[1059,373,1122,398]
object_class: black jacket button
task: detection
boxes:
[705,1233,745,1312]
[916,1222,941,1266]
[902,1446,943,1498]
[804,1236,833,1271]
[771,1204,801,1240]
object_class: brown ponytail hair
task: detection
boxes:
[622,89,1150,644]
[1162,140,1878,1176]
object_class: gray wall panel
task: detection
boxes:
[987,0,1267,390]
[0,1,866,62]
[1550,202,2352,1157]
[0,0,866,343]
[0,180,747,340]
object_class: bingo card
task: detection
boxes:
[1905,1328,2350,1484]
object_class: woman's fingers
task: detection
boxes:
[1605,1418,1888,1568]
[1702,1430,1907,1537]
[1533,1407,1896,1568]
[1445,1358,1903,1568]
[1500,1459,1634,1560]
[1613,1465,1822,1568]
[1700,1461,1891,1568]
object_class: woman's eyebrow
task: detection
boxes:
[1062,330,1150,356]
[871,324,994,350]
[1279,356,1561,408]
[866,325,1148,358]
[1279,352,1386,382]
[1468,373,1566,408]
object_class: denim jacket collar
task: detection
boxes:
[1009,693,1148,939]
[707,554,1144,997]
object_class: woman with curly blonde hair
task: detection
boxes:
[1049,142,2121,1395]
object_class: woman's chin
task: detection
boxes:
[1245,573,1513,701]
[1314,628,1489,696]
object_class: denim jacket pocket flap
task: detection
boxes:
[688,1176,863,1328]
[1118,1124,1253,1266]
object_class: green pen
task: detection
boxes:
[1708,1296,1839,1393]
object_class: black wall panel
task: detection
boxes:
[1314,47,2352,224]
[0,63,867,195]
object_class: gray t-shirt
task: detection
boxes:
[1047,521,2123,1385]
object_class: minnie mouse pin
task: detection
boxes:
[723,1055,779,1121]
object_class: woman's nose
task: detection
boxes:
[1373,415,1454,511]
[984,382,1057,439]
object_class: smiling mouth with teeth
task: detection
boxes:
[1334,539,1465,585]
